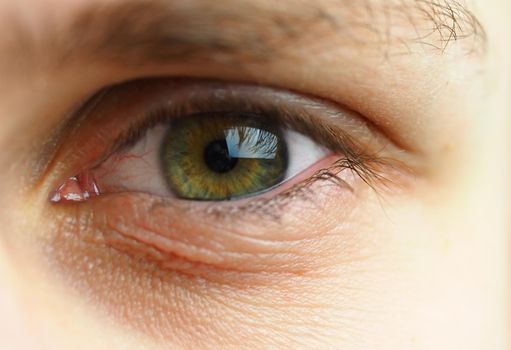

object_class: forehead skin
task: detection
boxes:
[0,0,509,350]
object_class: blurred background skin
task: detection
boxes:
[0,0,510,349]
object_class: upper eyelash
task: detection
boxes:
[107,91,378,166]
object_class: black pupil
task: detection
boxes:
[204,139,239,174]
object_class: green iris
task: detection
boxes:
[160,113,288,200]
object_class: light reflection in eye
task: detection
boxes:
[225,127,279,160]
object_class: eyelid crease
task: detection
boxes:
[112,101,360,163]
[102,79,391,161]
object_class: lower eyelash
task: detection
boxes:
[147,154,391,220]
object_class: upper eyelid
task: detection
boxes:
[89,78,395,162]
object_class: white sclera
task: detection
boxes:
[94,124,330,198]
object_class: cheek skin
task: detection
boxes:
[37,175,403,348]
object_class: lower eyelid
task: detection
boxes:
[71,152,341,205]
[59,170,358,277]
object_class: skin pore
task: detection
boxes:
[0,0,510,349]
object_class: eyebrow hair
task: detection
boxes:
[405,0,486,52]
[39,0,487,67]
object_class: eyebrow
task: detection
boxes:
[34,0,487,67]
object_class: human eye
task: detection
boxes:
[49,79,394,208]
[43,77,409,344]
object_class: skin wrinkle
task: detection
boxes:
[51,205,373,347]
[101,201,325,273]
[4,0,486,69]
[50,201,368,347]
